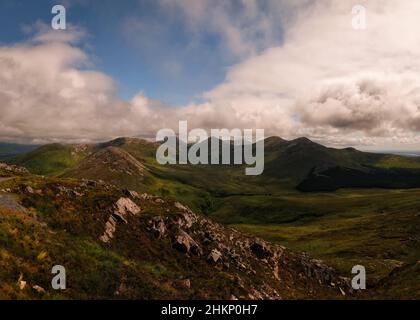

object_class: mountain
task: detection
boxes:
[265,137,374,183]
[62,146,155,192]
[9,136,420,194]
[0,143,38,161]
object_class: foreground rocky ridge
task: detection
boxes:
[0,172,353,299]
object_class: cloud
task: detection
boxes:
[3,1,420,149]
[195,0,420,147]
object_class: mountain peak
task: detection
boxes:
[291,137,314,144]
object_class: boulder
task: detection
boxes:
[250,240,273,259]
[25,186,34,194]
[122,189,139,199]
[151,216,166,239]
[33,285,46,294]
[173,230,202,256]
[115,197,140,215]
[207,249,222,264]
[172,278,191,289]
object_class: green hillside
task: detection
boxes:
[9,144,91,176]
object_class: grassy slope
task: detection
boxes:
[0,176,224,299]
[9,144,89,176]
[1,176,349,300]
[223,189,420,297]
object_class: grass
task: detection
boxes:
[9,144,89,176]
[221,188,420,296]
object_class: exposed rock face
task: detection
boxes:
[100,197,141,243]
[115,197,141,215]
[142,200,353,300]
[100,215,117,243]
[173,230,203,256]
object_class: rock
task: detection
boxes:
[33,285,46,294]
[250,240,273,259]
[174,202,190,212]
[173,230,202,255]
[123,189,139,199]
[0,163,29,175]
[25,186,34,194]
[172,279,191,289]
[182,213,197,229]
[19,280,27,290]
[151,216,166,239]
[140,193,153,200]
[273,263,280,280]
[100,198,140,243]
[112,211,128,224]
[17,274,27,291]
[115,197,141,215]
[155,198,164,204]
[207,249,222,264]
[72,190,83,197]
[100,216,117,243]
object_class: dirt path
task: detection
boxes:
[0,194,26,212]
[0,177,26,212]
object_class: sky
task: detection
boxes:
[1,0,420,150]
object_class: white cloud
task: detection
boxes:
[3,1,420,149]
[195,0,420,147]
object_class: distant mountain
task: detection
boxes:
[0,142,38,161]
[8,136,420,192]
[264,137,376,183]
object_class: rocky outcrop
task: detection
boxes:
[142,199,353,299]
[100,197,141,243]
[115,197,141,215]
[100,215,118,243]
[0,162,29,176]
[173,230,203,256]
